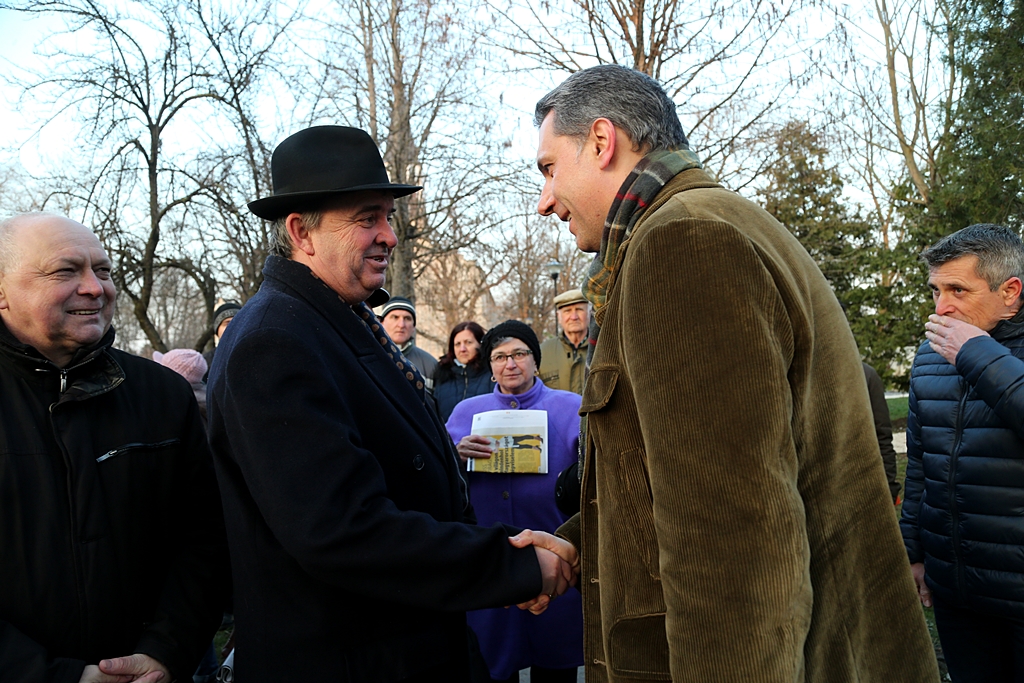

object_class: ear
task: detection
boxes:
[1001,276,1023,306]
[285,213,315,257]
[589,118,618,171]
[0,277,8,311]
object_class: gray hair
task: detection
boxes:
[268,209,324,258]
[488,337,516,353]
[534,64,689,153]
[921,223,1024,290]
[0,212,63,275]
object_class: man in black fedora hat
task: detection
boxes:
[206,126,573,683]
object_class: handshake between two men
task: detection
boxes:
[510,530,579,614]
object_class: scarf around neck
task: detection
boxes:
[581,147,702,325]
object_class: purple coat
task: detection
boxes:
[447,379,584,678]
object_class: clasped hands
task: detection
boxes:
[509,529,580,615]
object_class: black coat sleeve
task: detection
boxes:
[863,363,900,503]
[0,621,85,683]
[133,387,231,680]
[213,325,541,612]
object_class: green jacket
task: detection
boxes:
[539,333,587,395]
[557,168,937,683]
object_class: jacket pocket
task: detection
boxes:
[580,367,618,413]
[618,447,660,579]
[608,613,672,679]
[96,438,180,462]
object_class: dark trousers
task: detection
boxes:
[934,600,1024,683]
[491,666,578,683]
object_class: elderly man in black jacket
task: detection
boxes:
[0,212,229,683]
[901,223,1024,683]
[206,126,570,683]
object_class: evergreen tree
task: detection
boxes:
[759,122,937,389]
[930,0,1024,233]
[759,122,873,298]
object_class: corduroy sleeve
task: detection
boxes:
[618,218,811,681]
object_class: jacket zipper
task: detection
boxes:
[948,376,969,601]
[96,438,180,463]
[49,387,87,652]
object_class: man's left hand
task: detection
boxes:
[98,654,170,683]
[925,314,988,366]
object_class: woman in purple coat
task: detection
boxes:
[446,320,584,683]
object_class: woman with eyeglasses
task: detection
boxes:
[445,320,584,683]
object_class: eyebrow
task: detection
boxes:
[44,253,112,270]
[929,278,969,288]
[354,203,391,213]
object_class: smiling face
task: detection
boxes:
[0,215,116,367]
[928,254,1023,331]
[489,338,538,395]
[452,328,480,364]
[535,113,614,253]
[297,191,398,304]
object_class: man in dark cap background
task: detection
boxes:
[206,126,572,683]
[378,296,438,391]
[538,289,590,395]
[202,300,241,381]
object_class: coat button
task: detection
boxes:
[502,491,510,499]
[509,400,518,408]
[412,454,425,470]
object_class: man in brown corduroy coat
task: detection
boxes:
[511,65,939,683]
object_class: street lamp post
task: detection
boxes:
[544,260,564,339]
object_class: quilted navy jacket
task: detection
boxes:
[900,307,1024,618]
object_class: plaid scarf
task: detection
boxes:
[582,148,702,325]
[575,148,702,489]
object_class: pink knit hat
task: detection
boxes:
[153,348,208,384]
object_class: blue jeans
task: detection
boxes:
[933,599,1024,683]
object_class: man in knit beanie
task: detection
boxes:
[203,301,241,380]
[377,296,438,390]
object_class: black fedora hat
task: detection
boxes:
[248,126,422,220]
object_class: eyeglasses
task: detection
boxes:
[490,350,532,364]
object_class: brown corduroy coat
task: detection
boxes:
[557,168,938,683]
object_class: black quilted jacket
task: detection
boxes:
[900,307,1024,618]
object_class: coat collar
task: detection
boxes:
[0,318,123,400]
[991,304,1024,342]
[261,255,446,454]
[491,375,547,410]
